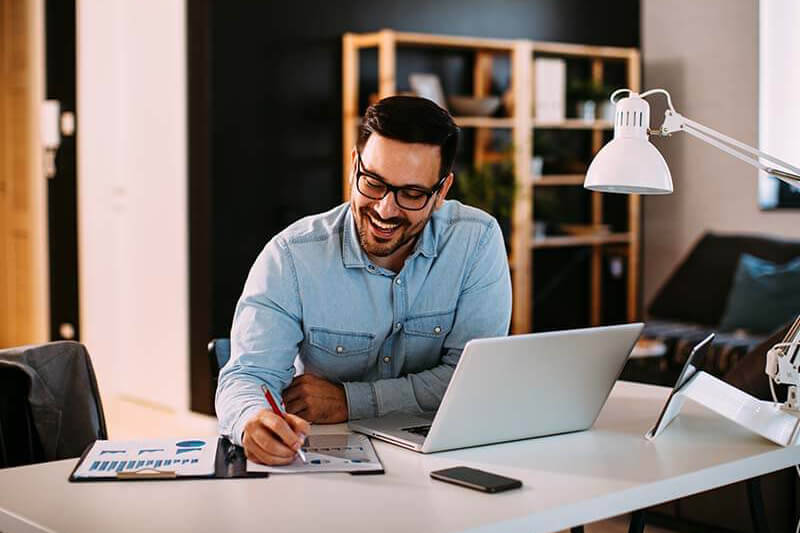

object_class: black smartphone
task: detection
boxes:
[430,466,522,493]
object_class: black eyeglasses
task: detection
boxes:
[354,151,448,211]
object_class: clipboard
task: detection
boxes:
[68,436,384,482]
[68,437,270,482]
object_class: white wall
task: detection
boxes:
[77,0,189,411]
[641,0,800,308]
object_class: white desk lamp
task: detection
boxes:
[585,88,800,194]
[585,88,800,445]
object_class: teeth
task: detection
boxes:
[369,215,399,231]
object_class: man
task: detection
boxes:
[216,96,512,465]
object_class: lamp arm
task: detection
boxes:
[657,110,800,188]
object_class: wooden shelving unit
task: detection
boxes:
[533,119,615,129]
[342,30,641,334]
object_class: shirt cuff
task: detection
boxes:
[231,404,265,447]
[343,381,378,419]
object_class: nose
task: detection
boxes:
[373,191,401,219]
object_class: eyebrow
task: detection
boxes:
[360,156,437,192]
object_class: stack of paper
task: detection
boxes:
[247,433,381,474]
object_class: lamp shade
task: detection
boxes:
[584,93,673,194]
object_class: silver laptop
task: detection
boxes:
[348,323,643,453]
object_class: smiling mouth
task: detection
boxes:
[366,213,402,239]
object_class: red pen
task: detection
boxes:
[261,384,307,463]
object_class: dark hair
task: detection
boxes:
[357,96,460,179]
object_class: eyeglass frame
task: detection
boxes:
[353,150,450,211]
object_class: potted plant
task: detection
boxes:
[451,151,516,249]
[568,80,609,121]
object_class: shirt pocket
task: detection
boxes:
[402,309,456,373]
[304,327,375,381]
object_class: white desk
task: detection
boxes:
[0,381,798,533]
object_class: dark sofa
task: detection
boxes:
[622,231,800,387]
[626,232,800,532]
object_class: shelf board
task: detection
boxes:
[532,41,637,60]
[532,175,586,186]
[531,233,631,249]
[480,151,508,164]
[454,118,613,129]
[392,31,516,51]
[453,116,514,128]
[533,119,613,130]
[347,31,636,59]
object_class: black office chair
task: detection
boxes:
[0,341,107,468]
[0,364,44,467]
[208,338,231,397]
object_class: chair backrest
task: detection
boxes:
[208,338,231,397]
[0,341,106,467]
[0,364,44,468]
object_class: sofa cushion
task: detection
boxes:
[718,254,800,333]
[648,232,800,326]
[724,320,793,401]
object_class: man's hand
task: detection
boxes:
[242,408,310,466]
[283,374,348,423]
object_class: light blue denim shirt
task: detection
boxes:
[215,200,512,445]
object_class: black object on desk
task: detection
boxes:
[430,466,522,493]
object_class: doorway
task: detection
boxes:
[45,0,80,342]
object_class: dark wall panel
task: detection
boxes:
[46,0,79,343]
[189,0,640,413]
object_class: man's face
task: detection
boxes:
[350,134,452,261]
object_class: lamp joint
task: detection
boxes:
[659,109,686,136]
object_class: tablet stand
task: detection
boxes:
[646,368,800,446]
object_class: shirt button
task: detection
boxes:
[395,278,402,285]
[383,356,391,363]
[367,265,375,271]
[336,345,344,353]
[395,322,402,330]
[433,326,442,334]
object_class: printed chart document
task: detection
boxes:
[247,433,382,474]
[72,438,217,479]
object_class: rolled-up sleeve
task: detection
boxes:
[343,219,512,418]
[215,237,304,446]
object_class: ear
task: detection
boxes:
[434,173,454,210]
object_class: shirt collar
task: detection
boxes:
[342,206,439,269]
[343,207,368,268]
[412,214,438,259]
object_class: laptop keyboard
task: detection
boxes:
[403,425,431,437]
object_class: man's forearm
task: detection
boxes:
[215,376,267,446]
[215,355,295,446]
[343,349,459,419]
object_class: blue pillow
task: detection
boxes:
[718,253,800,333]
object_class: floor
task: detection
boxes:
[103,394,674,533]
[103,394,219,440]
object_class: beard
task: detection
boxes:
[354,204,428,258]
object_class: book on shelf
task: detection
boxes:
[534,58,566,122]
